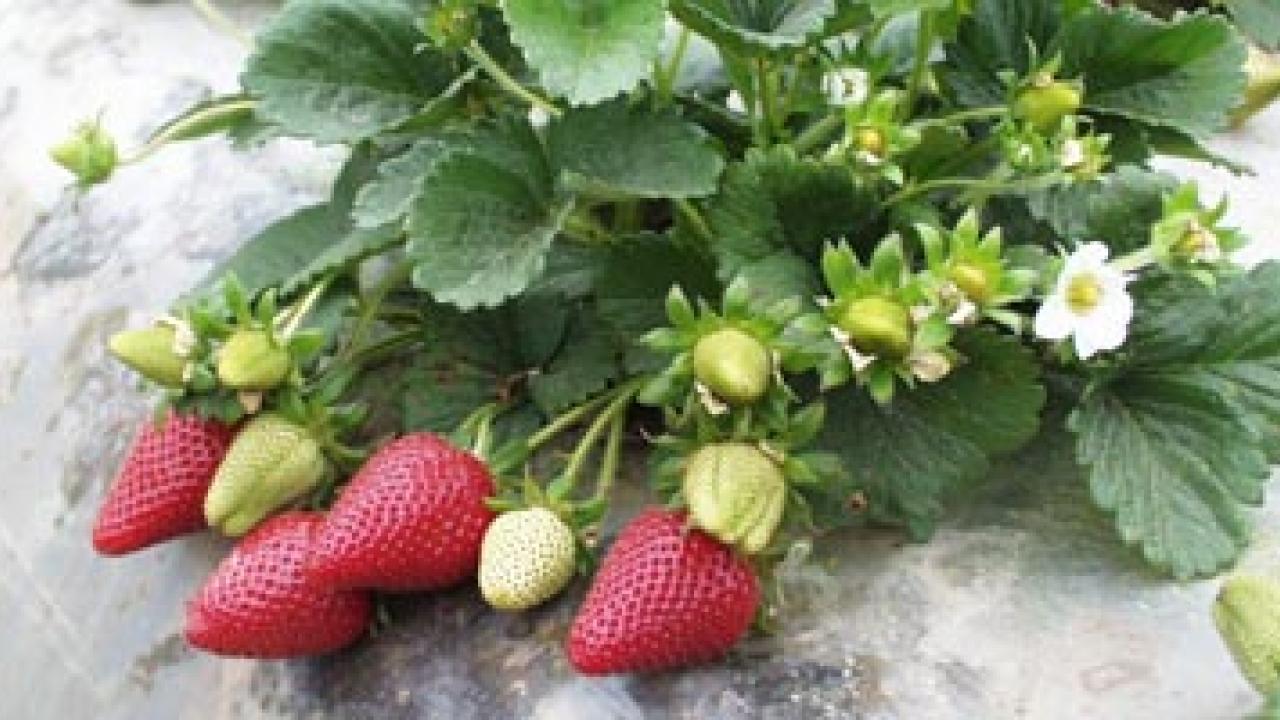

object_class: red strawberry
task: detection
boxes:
[92,413,234,556]
[185,512,371,658]
[307,433,496,592]
[567,508,760,675]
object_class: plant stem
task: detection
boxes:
[279,276,333,338]
[905,11,935,116]
[343,329,421,370]
[338,260,414,366]
[792,113,843,154]
[526,392,614,451]
[919,105,1007,127]
[558,380,642,493]
[466,41,561,117]
[655,26,692,106]
[190,0,251,47]
[755,57,777,147]
[886,172,1060,206]
[125,98,258,165]
[591,412,626,504]
[563,211,613,243]
[675,199,715,244]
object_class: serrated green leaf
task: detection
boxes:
[243,0,457,143]
[819,328,1045,538]
[1060,8,1247,138]
[529,310,621,414]
[671,0,839,56]
[352,139,448,229]
[281,223,402,298]
[735,251,821,309]
[406,122,572,309]
[1026,166,1176,252]
[547,100,726,199]
[1069,263,1280,579]
[706,147,883,282]
[503,0,664,105]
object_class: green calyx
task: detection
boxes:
[108,325,188,388]
[683,442,786,555]
[217,329,291,391]
[50,119,118,187]
[1151,183,1242,268]
[692,328,772,406]
[1013,74,1082,132]
[204,413,327,536]
[1215,574,1280,696]
[838,297,913,358]
[479,506,578,611]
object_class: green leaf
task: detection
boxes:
[528,310,621,414]
[864,0,949,18]
[706,147,883,282]
[243,0,456,143]
[1226,0,1280,51]
[1069,264,1280,579]
[1026,166,1176,253]
[547,100,726,199]
[352,139,448,228]
[671,0,839,56]
[406,121,573,309]
[939,0,1064,107]
[281,223,402,298]
[503,0,665,105]
[145,94,258,145]
[733,251,821,309]
[1060,8,1247,138]
[819,328,1045,538]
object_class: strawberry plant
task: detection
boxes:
[66,0,1280,680]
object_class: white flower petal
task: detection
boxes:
[726,91,747,114]
[1034,295,1076,341]
[1069,242,1111,271]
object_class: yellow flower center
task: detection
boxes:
[856,127,886,157]
[1066,273,1103,314]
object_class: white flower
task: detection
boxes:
[822,68,870,107]
[1060,138,1086,170]
[1034,242,1134,359]
[726,90,748,114]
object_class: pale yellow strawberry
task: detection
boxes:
[479,507,576,611]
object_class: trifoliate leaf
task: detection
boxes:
[352,139,448,229]
[503,0,664,105]
[819,328,1044,538]
[939,0,1064,107]
[706,147,883,282]
[406,121,573,309]
[243,0,456,143]
[671,0,839,56]
[1026,166,1176,253]
[1069,264,1280,579]
[1060,8,1247,138]
[547,100,726,199]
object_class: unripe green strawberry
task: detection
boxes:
[479,507,576,611]
[205,414,326,537]
[692,328,771,405]
[1215,574,1280,696]
[108,326,187,388]
[837,297,913,358]
[217,329,290,391]
[1014,77,1082,132]
[683,443,785,555]
[50,120,118,187]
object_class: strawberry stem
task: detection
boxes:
[337,260,414,366]
[526,392,614,451]
[558,380,643,496]
[591,412,626,504]
[278,276,333,339]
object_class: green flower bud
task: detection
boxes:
[50,120,118,187]
[837,297,913,358]
[683,443,786,555]
[108,326,187,388]
[948,261,994,304]
[1013,75,1082,132]
[204,414,326,536]
[1215,574,1280,696]
[217,329,290,391]
[692,328,772,406]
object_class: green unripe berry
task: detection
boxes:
[1215,574,1280,696]
[108,326,187,388]
[683,443,786,555]
[50,121,118,187]
[204,414,326,537]
[217,329,290,391]
[692,328,772,405]
[837,297,913,358]
[1013,77,1082,132]
[949,261,994,304]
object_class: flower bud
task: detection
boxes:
[683,443,786,555]
[108,326,187,388]
[837,297,913,358]
[1215,574,1280,697]
[217,329,290,391]
[50,120,118,187]
[692,328,772,406]
[204,414,326,536]
[948,262,994,304]
[1013,75,1082,132]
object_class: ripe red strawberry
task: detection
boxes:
[185,512,372,658]
[567,508,760,675]
[92,413,235,556]
[307,433,496,592]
